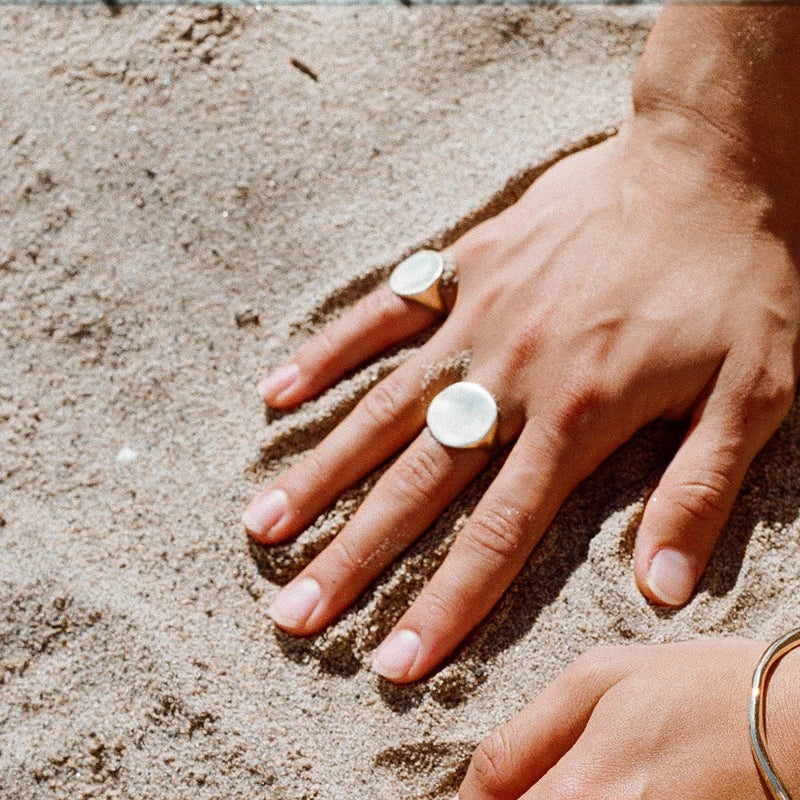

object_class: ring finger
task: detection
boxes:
[267,427,494,634]
[243,324,465,544]
[371,388,646,682]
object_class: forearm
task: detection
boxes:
[632,4,800,195]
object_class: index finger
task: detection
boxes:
[458,645,634,800]
[371,396,636,683]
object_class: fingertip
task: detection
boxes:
[634,503,699,608]
[642,547,697,607]
[242,488,290,542]
[371,629,422,682]
[256,376,272,399]
[258,363,301,407]
[268,577,322,632]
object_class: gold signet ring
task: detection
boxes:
[389,250,447,313]
[426,381,498,449]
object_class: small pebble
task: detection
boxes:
[235,309,260,328]
[115,447,138,464]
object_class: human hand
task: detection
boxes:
[456,638,800,800]
[243,106,800,682]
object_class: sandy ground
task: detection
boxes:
[3,5,800,799]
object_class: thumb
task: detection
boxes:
[634,365,793,608]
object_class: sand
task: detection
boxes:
[2,5,800,799]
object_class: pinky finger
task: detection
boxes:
[259,284,439,408]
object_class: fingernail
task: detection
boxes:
[269,577,321,629]
[371,630,421,680]
[647,547,696,607]
[242,489,289,538]
[258,363,300,405]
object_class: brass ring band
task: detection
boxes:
[750,626,800,800]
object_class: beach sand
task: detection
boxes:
[2,5,800,799]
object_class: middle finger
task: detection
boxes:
[371,391,643,682]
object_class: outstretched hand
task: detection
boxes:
[243,106,799,681]
[456,639,800,800]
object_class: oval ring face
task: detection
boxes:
[389,250,444,297]
[426,381,498,448]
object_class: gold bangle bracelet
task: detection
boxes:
[750,626,800,800]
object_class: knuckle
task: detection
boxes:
[568,645,619,683]
[502,317,548,376]
[363,288,400,326]
[328,534,366,575]
[454,222,507,269]
[667,468,731,524]
[297,326,337,373]
[314,326,338,362]
[749,370,796,418]
[561,645,631,695]
[416,585,451,621]
[470,728,513,794]
[359,378,403,428]
[463,506,524,562]
[467,282,505,320]
[389,447,443,504]
[294,447,331,488]
[771,377,797,414]
[732,357,797,422]
[553,377,608,438]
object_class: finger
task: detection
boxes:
[519,750,603,800]
[458,646,634,800]
[243,340,456,543]
[635,358,795,607]
[258,284,438,408]
[267,429,490,634]
[371,399,634,683]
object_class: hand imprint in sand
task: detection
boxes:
[244,112,800,683]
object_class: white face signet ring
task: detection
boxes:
[388,250,449,313]
[426,381,498,449]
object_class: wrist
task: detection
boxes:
[765,646,800,797]
[632,5,800,200]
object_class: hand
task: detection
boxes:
[456,639,800,800]
[243,105,800,682]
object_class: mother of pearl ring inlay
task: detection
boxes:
[426,381,498,449]
[389,250,446,313]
